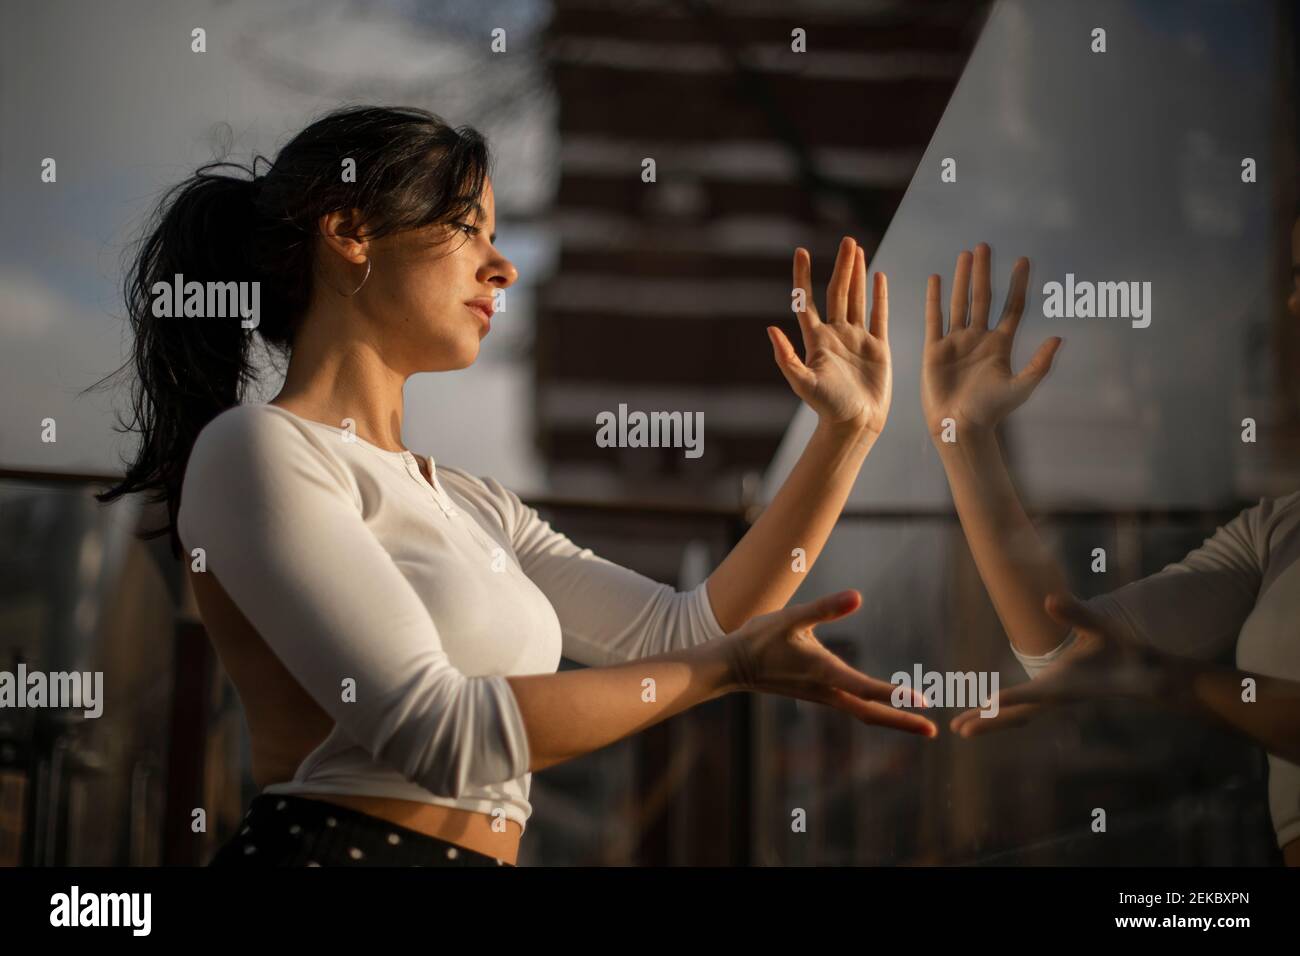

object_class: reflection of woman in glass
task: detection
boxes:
[922,237,1300,865]
[97,105,934,867]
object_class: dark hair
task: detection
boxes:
[90,105,491,559]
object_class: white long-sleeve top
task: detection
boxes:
[1011,491,1300,849]
[176,403,727,833]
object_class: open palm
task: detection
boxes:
[729,589,936,737]
[921,243,1061,440]
[768,236,892,436]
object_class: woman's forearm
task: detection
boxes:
[937,425,1072,656]
[704,416,877,633]
[506,633,741,773]
[1175,661,1300,765]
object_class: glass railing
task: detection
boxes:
[0,469,1272,865]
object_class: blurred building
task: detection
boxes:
[534,0,990,502]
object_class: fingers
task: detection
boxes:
[823,653,918,707]
[776,589,862,631]
[948,660,1088,735]
[1010,336,1063,397]
[827,236,856,324]
[1044,591,1109,636]
[970,242,992,329]
[816,640,934,735]
[924,274,942,344]
[847,245,867,327]
[997,256,1031,335]
[950,249,972,330]
[827,689,938,737]
[869,270,888,340]
[950,702,1041,737]
[792,247,817,339]
[971,676,1060,710]
[961,663,1100,720]
[767,325,815,394]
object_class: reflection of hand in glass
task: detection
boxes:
[726,589,937,738]
[926,235,1300,866]
[767,236,892,437]
[949,593,1179,737]
[921,243,1061,441]
[950,593,1300,769]
[921,242,1076,660]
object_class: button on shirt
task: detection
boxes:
[177,403,728,833]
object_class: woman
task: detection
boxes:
[96,105,935,867]
[920,240,1300,864]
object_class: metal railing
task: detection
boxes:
[0,465,1269,865]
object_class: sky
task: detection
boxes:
[1,0,556,489]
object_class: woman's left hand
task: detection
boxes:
[949,592,1186,737]
[768,236,891,437]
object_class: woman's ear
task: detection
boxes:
[317,208,370,265]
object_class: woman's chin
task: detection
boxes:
[409,322,488,370]
[449,337,482,369]
[412,339,480,373]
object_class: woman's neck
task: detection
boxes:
[270,329,411,453]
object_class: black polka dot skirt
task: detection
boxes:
[207,794,515,867]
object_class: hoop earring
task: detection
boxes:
[342,258,372,297]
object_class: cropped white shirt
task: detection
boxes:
[176,403,727,833]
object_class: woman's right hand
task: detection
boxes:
[920,243,1062,443]
[723,589,937,737]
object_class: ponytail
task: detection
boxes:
[91,106,491,558]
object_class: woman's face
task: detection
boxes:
[360,176,516,373]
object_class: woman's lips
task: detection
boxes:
[466,303,492,331]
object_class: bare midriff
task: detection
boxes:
[184,562,525,867]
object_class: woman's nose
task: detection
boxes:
[484,255,518,289]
